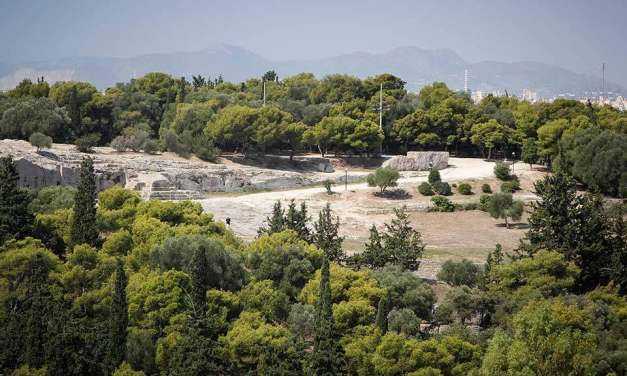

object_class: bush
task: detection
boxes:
[431,196,455,212]
[479,194,491,211]
[75,133,100,153]
[323,179,333,195]
[367,167,400,193]
[457,183,472,195]
[418,182,434,196]
[110,135,130,152]
[463,202,478,210]
[500,181,518,193]
[481,183,492,193]
[29,132,52,151]
[29,186,76,214]
[428,169,441,184]
[164,130,191,158]
[437,259,481,287]
[142,139,159,154]
[494,162,511,180]
[486,192,524,228]
[432,181,452,196]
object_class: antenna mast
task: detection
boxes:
[601,62,606,100]
[263,80,266,106]
[464,69,469,93]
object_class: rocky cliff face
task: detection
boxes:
[382,151,449,171]
[0,140,336,199]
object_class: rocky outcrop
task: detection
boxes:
[382,151,449,171]
[0,139,338,199]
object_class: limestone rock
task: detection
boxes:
[382,151,449,171]
[0,139,336,200]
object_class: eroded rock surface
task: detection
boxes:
[382,151,449,171]
[0,139,338,199]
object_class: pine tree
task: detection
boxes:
[382,207,425,271]
[375,291,390,334]
[23,255,52,368]
[258,200,285,236]
[284,200,311,241]
[71,157,99,246]
[190,247,208,318]
[361,225,387,268]
[311,257,345,375]
[0,156,33,244]
[110,258,128,370]
[314,203,344,261]
[284,200,299,231]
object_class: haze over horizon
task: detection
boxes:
[1,0,626,86]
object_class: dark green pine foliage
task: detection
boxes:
[23,255,53,369]
[190,247,209,318]
[0,155,33,244]
[110,259,128,370]
[311,257,345,375]
[284,200,311,241]
[71,157,99,246]
[381,207,425,271]
[361,225,386,268]
[375,291,390,334]
[314,203,344,262]
[258,200,285,236]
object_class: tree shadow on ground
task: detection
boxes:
[495,222,530,230]
[374,189,412,200]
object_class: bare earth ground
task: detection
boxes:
[199,158,547,279]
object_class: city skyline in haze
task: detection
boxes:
[1,0,626,86]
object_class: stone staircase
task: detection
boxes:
[146,180,206,200]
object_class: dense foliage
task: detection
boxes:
[1,72,624,195]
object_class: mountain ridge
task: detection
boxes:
[0,44,622,98]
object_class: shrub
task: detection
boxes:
[463,202,478,210]
[437,259,481,287]
[457,183,473,195]
[29,186,76,214]
[29,132,52,151]
[432,181,452,196]
[428,169,441,184]
[323,179,333,195]
[431,196,455,212]
[418,182,434,196]
[164,130,190,158]
[110,135,130,152]
[75,133,100,153]
[451,183,457,188]
[142,139,159,154]
[479,194,491,211]
[494,162,511,180]
[367,167,400,193]
[500,181,518,193]
[481,183,492,193]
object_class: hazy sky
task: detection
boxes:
[1,0,626,85]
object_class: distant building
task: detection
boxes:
[521,89,538,103]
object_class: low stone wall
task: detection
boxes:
[382,151,449,171]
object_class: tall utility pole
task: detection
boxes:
[262,80,266,106]
[464,69,469,93]
[601,63,606,100]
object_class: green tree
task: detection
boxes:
[375,291,391,334]
[311,257,345,375]
[190,247,209,317]
[380,207,425,271]
[313,203,344,262]
[110,258,129,370]
[0,156,33,244]
[258,200,285,236]
[437,259,480,287]
[71,157,99,246]
[521,138,539,170]
[0,97,70,141]
[29,132,52,152]
[367,167,400,194]
[486,193,523,229]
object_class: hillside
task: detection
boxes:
[1,44,622,97]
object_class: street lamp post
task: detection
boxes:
[345,169,348,192]
[511,152,516,175]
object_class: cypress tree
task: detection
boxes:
[375,291,390,334]
[190,247,208,318]
[313,203,344,262]
[0,156,33,244]
[110,258,128,369]
[258,200,285,236]
[285,199,299,230]
[311,257,345,375]
[71,157,99,246]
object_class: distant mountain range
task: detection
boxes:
[0,44,622,98]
